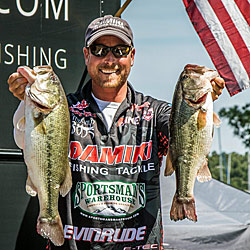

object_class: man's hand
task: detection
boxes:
[7,66,36,100]
[211,77,225,101]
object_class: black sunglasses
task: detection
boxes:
[88,44,132,58]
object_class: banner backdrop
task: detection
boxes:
[0,0,120,150]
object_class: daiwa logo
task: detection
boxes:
[73,181,146,217]
[68,141,152,165]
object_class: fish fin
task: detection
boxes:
[197,109,207,130]
[164,151,175,176]
[42,122,47,134]
[17,117,26,131]
[60,164,72,197]
[170,194,197,222]
[26,175,37,196]
[213,112,221,128]
[197,159,212,182]
[37,215,64,246]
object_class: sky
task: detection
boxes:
[121,0,250,155]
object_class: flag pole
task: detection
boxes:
[115,0,133,17]
[218,127,224,182]
[248,151,250,191]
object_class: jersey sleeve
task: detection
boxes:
[156,102,172,164]
[13,101,25,149]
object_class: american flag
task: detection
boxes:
[183,0,250,96]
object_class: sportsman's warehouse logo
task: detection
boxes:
[73,181,146,217]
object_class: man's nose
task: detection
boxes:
[104,50,116,62]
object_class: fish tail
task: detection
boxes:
[170,194,197,222]
[37,215,64,246]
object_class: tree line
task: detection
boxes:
[208,151,248,191]
[207,102,250,191]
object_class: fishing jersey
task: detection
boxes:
[53,81,171,250]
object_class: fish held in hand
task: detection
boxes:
[165,64,221,222]
[23,66,72,246]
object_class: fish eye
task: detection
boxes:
[181,74,189,80]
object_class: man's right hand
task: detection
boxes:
[7,66,36,100]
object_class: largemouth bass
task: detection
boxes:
[165,64,220,222]
[23,66,72,245]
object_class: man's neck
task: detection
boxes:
[91,82,127,103]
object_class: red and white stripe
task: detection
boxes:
[183,0,250,96]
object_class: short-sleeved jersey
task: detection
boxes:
[52,81,171,250]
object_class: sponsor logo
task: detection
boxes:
[64,225,147,242]
[69,162,156,176]
[71,100,89,110]
[131,102,150,112]
[71,118,95,138]
[117,116,140,127]
[117,102,154,127]
[68,141,152,165]
[73,181,146,217]
[0,42,67,69]
[69,99,96,118]
[123,244,159,250]
[142,108,154,121]
[70,163,109,175]
[0,0,69,21]
[93,17,125,30]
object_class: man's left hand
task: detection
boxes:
[211,77,225,101]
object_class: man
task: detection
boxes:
[8,15,224,250]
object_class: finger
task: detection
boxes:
[212,93,219,101]
[8,77,28,99]
[8,72,24,86]
[8,75,27,90]
[17,66,36,84]
[8,72,29,101]
[212,80,224,95]
[12,84,26,100]
[211,80,223,101]
[213,77,225,89]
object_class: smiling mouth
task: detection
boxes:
[99,69,119,74]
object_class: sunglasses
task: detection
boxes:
[89,44,132,58]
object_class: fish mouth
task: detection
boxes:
[30,95,53,112]
[33,101,52,111]
[184,64,215,76]
[186,93,208,105]
[25,86,53,112]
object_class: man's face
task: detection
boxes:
[83,35,135,89]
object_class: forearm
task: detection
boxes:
[13,101,25,149]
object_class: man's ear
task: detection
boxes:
[130,48,135,66]
[83,47,89,65]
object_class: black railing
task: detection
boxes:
[0,148,24,162]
